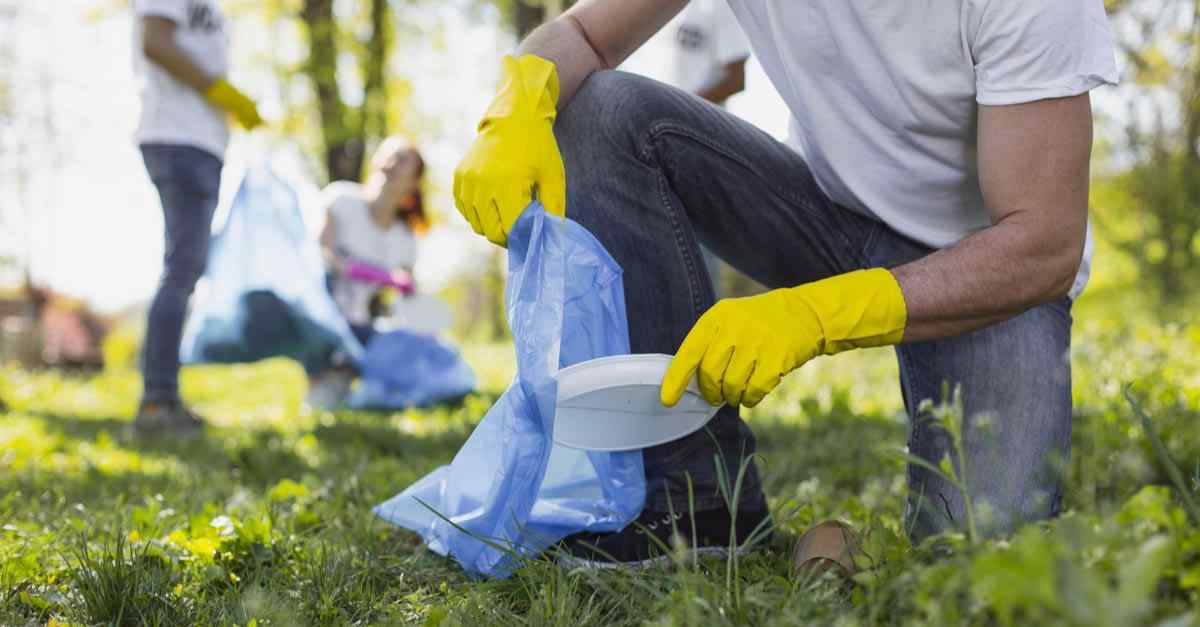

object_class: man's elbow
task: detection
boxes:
[562,13,617,70]
[1042,233,1087,302]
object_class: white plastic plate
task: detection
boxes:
[383,294,453,334]
[553,353,719,452]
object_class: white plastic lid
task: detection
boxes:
[552,353,719,452]
[381,294,453,334]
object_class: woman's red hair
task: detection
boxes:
[374,136,429,235]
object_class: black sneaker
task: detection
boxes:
[131,401,206,437]
[557,506,772,569]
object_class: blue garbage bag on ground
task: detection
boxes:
[347,329,475,410]
[181,167,363,371]
[373,204,646,578]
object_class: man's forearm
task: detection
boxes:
[142,17,214,93]
[145,41,214,92]
[516,0,688,109]
[893,94,1093,343]
[891,212,1085,342]
[516,17,609,107]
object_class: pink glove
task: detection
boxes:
[345,261,415,295]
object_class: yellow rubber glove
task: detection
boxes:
[453,54,566,246]
[661,268,908,409]
[204,79,263,130]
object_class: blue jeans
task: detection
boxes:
[555,71,1071,539]
[140,144,223,405]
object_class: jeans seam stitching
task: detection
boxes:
[643,121,865,274]
[639,131,708,316]
[644,121,813,206]
[659,170,706,314]
[897,347,926,489]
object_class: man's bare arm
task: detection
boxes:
[141,16,214,92]
[517,0,689,107]
[892,93,1093,341]
[696,58,747,105]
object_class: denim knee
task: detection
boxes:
[899,299,1073,541]
[557,70,684,159]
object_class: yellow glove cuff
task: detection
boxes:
[203,79,263,130]
[203,78,237,107]
[790,268,908,355]
[482,54,560,127]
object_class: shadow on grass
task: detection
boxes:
[24,389,501,465]
[13,391,908,511]
[311,418,473,460]
[28,411,308,478]
[24,412,129,441]
[0,390,921,626]
[3,413,315,513]
[751,402,907,498]
[3,394,499,516]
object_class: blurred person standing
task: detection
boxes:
[667,0,750,107]
[132,0,262,435]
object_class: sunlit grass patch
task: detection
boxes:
[0,413,179,478]
[1,310,1198,624]
[180,359,310,432]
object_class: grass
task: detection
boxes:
[1,310,1199,625]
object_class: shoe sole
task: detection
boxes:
[558,543,758,571]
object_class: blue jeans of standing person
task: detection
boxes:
[140,144,223,405]
[555,71,1072,540]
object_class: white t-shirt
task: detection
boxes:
[668,0,751,96]
[132,0,230,159]
[324,182,419,325]
[727,0,1118,297]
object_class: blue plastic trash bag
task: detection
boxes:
[374,203,646,578]
[181,167,363,371]
[346,329,475,410]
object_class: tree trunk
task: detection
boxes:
[362,0,390,144]
[301,0,362,182]
[300,0,394,183]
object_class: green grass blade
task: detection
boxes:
[1124,385,1200,525]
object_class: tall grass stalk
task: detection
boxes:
[1124,385,1200,525]
[893,386,979,544]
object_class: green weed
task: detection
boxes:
[0,320,1197,625]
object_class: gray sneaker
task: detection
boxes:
[131,401,206,436]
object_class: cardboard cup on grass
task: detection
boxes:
[792,520,862,583]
